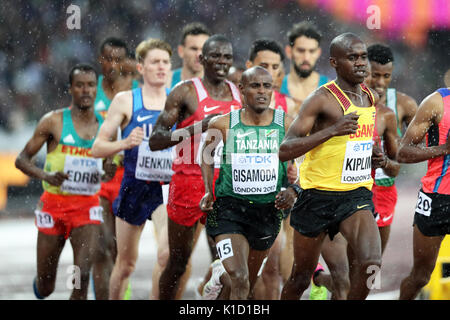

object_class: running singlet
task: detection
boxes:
[374,88,399,187]
[421,88,450,195]
[170,68,182,89]
[43,108,104,195]
[94,75,140,118]
[273,91,288,113]
[300,81,376,191]
[280,74,329,97]
[122,88,173,182]
[215,108,287,203]
[172,77,242,175]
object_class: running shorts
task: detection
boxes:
[414,189,450,237]
[98,166,124,206]
[167,171,219,227]
[112,176,163,226]
[206,196,283,251]
[373,184,397,227]
[290,187,374,240]
[35,191,103,239]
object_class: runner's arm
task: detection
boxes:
[380,108,400,177]
[92,92,136,158]
[397,92,446,163]
[279,93,359,162]
[15,112,69,186]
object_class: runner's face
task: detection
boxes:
[249,50,282,84]
[241,72,273,113]
[201,41,233,81]
[290,36,321,78]
[367,61,393,98]
[138,48,171,86]
[99,45,126,81]
[335,41,368,85]
[70,71,97,109]
[179,34,209,73]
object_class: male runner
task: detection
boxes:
[168,22,211,89]
[245,38,299,299]
[281,21,329,104]
[397,87,450,300]
[200,66,297,299]
[93,37,140,299]
[149,34,242,299]
[15,64,104,300]
[92,38,173,300]
[279,33,382,300]
[366,44,418,250]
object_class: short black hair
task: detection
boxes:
[287,21,322,46]
[248,38,285,62]
[181,22,211,45]
[99,37,128,54]
[367,44,394,65]
[202,34,231,56]
[69,63,97,85]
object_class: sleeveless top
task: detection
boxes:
[421,88,450,195]
[170,68,182,89]
[374,88,399,187]
[43,108,103,195]
[280,74,329,97]
[273,91,288,113]
[172,77,242,175]
[215,108,287,203]
[299,80,376,191]
[122,88,173,182]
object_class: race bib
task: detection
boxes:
[35,210,54,228]
[135,141,173,182]
[89,206,104,222]
[231,153,278,195]
[341,140,373,184]
[61,155,102,195]
[416,191,432,217]
[216,238,234,261]
[196,132,223,168]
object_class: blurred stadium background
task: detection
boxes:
[0,0,449,300]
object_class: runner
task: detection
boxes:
[168,22,211,89]
[92,38,173,300]
[15,64,105,300]
[93,37,140,299]
[279,33,382,300]
[150,34,242,299]
[397,87,450,300]
[200,66,296,299]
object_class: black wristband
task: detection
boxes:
[288,184,302,197]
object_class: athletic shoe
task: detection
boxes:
[202,259,225,300]
[309,263,328,300]
[123,282,132,300]
[33,277,45,300]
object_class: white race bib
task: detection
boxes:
[135,141,173,182]
[89,206,104,222]
[416,191,432,217]
[196,132,223,168]
[35,210,54,228]
[61,155,102,195]
[231,153,279,195]
[341,140,373,184]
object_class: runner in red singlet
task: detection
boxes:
[149,34,242,299]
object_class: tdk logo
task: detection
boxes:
[353,142,372,152]
[238,155,272,164]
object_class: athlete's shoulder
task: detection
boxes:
[396,91,418,108]
[208,112,230,130]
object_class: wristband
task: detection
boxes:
[288,184,302,197]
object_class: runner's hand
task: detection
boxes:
[44,171,69,186]
[275,188,297,210]
[330,112,359,136]
[372,143,387,169]
[287,161,298,184]
[200,192,215,212]
[124,127,144,149]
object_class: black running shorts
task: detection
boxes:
[206,196,283,251]
[290,187,374,240]
[414,189,450,237]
